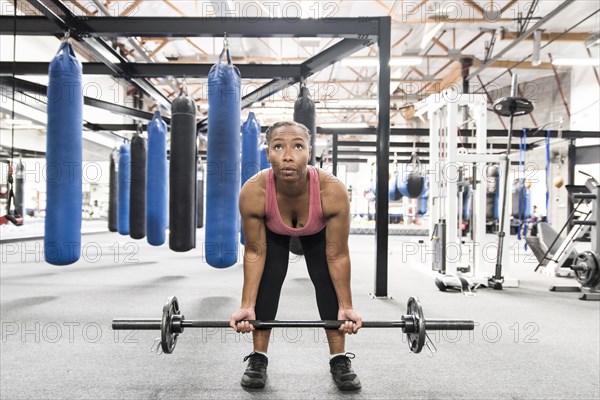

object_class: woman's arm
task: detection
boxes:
[230,181,267,332]
[323,175,362,332]
[238,183,268,310]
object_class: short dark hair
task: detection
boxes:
[265,121,311,144]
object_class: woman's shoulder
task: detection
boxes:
[314,167,348,204]
[240,169,268,216]
[241,168,269,192]
[315,167,346,190]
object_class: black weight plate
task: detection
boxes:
[575,251,600,287]
[590,252,600,287]
[406,297,425,354]
[492,97,534,117]
[161,296,180,354]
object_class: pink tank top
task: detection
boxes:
[265,166,327,236]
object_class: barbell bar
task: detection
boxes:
[112,296,475,355]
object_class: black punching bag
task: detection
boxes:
[291,83,316,255]
[129,129,147,239]
[294,84,316,165]
[169,90,197,252]
[108,149,118,232]
[14,161,24,219]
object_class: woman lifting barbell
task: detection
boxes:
[229,121,363,391]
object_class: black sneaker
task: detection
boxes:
[329,353,361,391]
[241,352,268,389]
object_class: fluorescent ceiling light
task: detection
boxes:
[340,57,423,67]
[552,58,600,66]
[1,119,33,125]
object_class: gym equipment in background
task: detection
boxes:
[529,174,600,300]
[205,42,242,268]
[14,160,24,220]
[44,39,83,265]
[290,83,317,256]
[0,161,23,226]
[293,82,316,166]
[488,74,535,290]
[169,87,197,252]
[146,111,168,246]
[130,126,147,240]
[108,149,118,233]
[240,112,260,245]
[113,296,474,356]
[397,153,425,199]
[117,142,131,236]
[426,88,519,288]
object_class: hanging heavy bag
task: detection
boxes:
[486,164,500,220]
[240,112,260,245]
[108,148,118,232]
[398,173,425,198]
[241,112,261,184]
[290,83,317,256]
[389,171,402,201]
[259,142,270,170]
[44,41,83,265]
[197,160,204,228]
[293,84,316,165]
[14,161,24,220]
[118,142,131,235]
[462,184,473,221]
[205,47,242,268]
[397,152,425,199]
[129,129,147,240]
[146,111,168,246]
[169,90,197,252]
[418,187,429,215]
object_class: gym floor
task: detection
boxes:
[1,229,599,400]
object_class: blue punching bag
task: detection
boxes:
[240,113,260,245]
[241,112,261,185]
[108,149,118,232]
[389,170,401,201]
[259,143,270,170]
[462,184,472,220]
[44,41,82,266]
[205,48,241,268]
[146,111,168,246]
[418,187,429,215]
[118,142,131,235]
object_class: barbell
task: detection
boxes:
[112,296,475,355]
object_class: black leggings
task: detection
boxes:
[254,227,339,321]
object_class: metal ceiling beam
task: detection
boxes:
[0,62,303,79]
[0,77,169,123]
[316,127,598,139]
[467,0,576,79]
[22,0,171,108]
[240,38,371,109]
[0,16,380,38]
[337,141,529,151]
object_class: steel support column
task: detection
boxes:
[374,17,391,298]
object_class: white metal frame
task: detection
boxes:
[423,89,518,286]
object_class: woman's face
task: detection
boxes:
[266,126,311,181]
